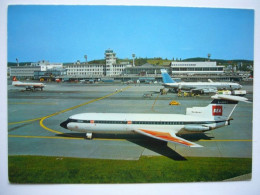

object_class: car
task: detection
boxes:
[169,100,180,105]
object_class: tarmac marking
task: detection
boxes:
[151,93,160,111]
[8,135,252,142]
[8,117,43,125]
[200,139,252,142]
[9,86,131,128]
[39,86,132,134]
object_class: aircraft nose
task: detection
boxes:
[60,119,69,129]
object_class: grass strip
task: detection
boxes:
[8,155,251,183]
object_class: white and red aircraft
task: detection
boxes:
[12,76,45,91]
[60,94,249,149]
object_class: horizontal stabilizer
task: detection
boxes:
[191,87,217,94]
[211,94,249,103]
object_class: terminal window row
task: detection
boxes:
[67,72,103,75]
[172,67,223,71]
[172,64,196,66]
[68,69,103,71]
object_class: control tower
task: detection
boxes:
[105,49,117,76]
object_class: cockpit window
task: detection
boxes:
[68,119,78,123]
[68,119,90,123]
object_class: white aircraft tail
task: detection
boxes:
[186,94,249,120]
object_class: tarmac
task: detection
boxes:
[8,82,253,160]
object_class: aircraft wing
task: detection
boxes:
[135,129,202,147]
[191,87,217,94]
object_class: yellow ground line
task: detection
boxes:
[39,86,132,134]
[8,117,43,125]
[39,117,63,134]
[8,86,131,128]
[200,139,252,142]
[151,93,160,110]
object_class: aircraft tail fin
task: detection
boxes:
[161,69,176,83]
[186,94,249,120]
[12,76,22,85]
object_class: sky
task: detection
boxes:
[8,5,254,62]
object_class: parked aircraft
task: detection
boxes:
[161,69,242,94]
[60,94,249,149]
[12,76,45,91]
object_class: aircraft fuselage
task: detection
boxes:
[60,112,228,134]
[163,82,242,90]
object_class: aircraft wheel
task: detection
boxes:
[86,133,92,139]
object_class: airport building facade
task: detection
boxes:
[65,63,130,78]
[10,66,41,78]
[66,63,105,77]
[122,62,224,76]
[123,63,165,76]
[34,69,67,80]
[170,61,224,75]
[65,49,131,78]
[31,60,63,71]
[10,60,65,79]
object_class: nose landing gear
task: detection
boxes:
[86,132,93,139]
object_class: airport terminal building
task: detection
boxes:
[170,61,224,75]
[123,63,165,76]
[9,66,42,78]
[31,60,63,71]
[65,49,131,78]
[9,49,248,82]
[10,60,64,79]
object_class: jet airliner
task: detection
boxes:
[161,69,242,94]
[12,76,45,91]
[60,94,249,149]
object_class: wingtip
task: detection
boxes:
[190,144,203,148]
[167,142,203,150]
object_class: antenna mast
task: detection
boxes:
[84,55,88,64]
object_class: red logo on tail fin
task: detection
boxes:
[12,76,18,81]
[212,105,222,116]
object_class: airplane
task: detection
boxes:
[60,94,249,149]
[12,76,45,91]
[161,69,242,94]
